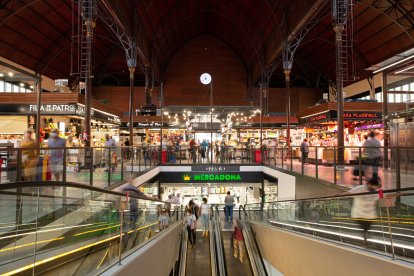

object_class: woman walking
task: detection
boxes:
[199,198,211,237]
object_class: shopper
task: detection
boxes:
[189,139,197,163]
[124,138,130,160]
[105,134,116,172]
[188,199,200,220]
[159,208,169,231]
[300,138,310,165]
[185,208,197,248]
[200,139,209,162]
[199,198,211,237]
[363,131,382,182]
[224,191,235,222]
[21,129,39,181]
[344,178,380,243]
[47,129,66,181]
[122,176,145,229]
[233,221,244,263]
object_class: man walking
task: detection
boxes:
[364,131,382,182]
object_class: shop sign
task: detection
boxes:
[299,111,332,124]
[234,122,296,128]
[0,104,120,124]
[121,122,186,128]
[159,172,263,183]
[192,165,240,172]
[343,111,382,120]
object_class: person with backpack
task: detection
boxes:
[185,208,197,248]
[300,138,310,165]
[199,198,211,237]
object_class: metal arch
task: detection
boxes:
[282,2,330,70]
[152,9,264,78]
[98,9,139,71]
[357,0,414,42]
[36,30,123,75]
[0,0,44,27]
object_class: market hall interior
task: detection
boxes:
[0,0,414,276]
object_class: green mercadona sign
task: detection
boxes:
[182,173,242,182]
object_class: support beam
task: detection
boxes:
[334,23,345,166]
[284,69,291,147]
[35,76,42,144]
[129,67,135,146]
[382,72,389,170]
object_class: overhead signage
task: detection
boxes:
[343,111,382,120]
[0,104,120,124]
[192,165,240,172]
[120,121,186,128]
[299,111,333,124]
[300,110,383,124]
[234,122,298,128]
[159,172,263,183]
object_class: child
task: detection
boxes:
[185,208,197,248]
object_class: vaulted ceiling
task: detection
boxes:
[0,0,413,88]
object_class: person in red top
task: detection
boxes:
[233,223,244,263]
[189,139,197,163]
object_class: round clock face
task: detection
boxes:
[200,73,212,85]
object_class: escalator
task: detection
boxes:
[180,206,267,276]
[0,182,182,275]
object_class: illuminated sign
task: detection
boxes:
[343,111,382,120]
[159,172,263,183]
[183,173,242,182]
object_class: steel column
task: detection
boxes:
[129,67,135,146]
[284,69,291,147]
[35,76,42,144]
[382,72,389,169]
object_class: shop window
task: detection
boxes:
[395,94,402,103]
[5,82,11,92]
[375,92,382,102]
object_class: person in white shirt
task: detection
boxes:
[363,131,382,181]
[344,178,380,242]
[199,198,211,237]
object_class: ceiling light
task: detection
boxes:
[0,73,4,77]
[19,83,24,87]
[30,85,34,89]
[8,72,13,77]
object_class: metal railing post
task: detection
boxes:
[315,146,318,179]
[108,148,111,187]
[396,147,401,191]
[118,210,124,265]
[89,148,94,186]
[121,147,124,182]
[334,147,337,185]
[16,148,22,182]
[63,148,67,183]
[281,148,284,169]
[358,147,362,185]
[131,147,134,174]
[290,146,293,172]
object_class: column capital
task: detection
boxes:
[129,67,135,79]
[284,69,291,81]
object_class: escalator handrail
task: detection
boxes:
[246,186,414,206]
[239,204,268,276]
[213,206,227,276]
[209,213,218,276]
[0,181,168,203]
[178,224,188,276]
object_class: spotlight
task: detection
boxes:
[19,83,24,87]
[8,72,13,77]
[0,73,3,77]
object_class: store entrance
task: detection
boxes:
[160,182,277,207]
